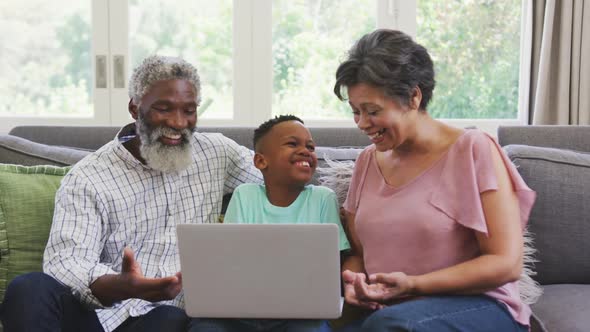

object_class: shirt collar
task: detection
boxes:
[111,123,148,169]
[116,122,138,143]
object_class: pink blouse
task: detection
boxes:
[343,129,536,327]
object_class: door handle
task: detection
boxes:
[113,55,126,88]
[96,55,107,89]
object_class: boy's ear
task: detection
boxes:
[253,152,268,171]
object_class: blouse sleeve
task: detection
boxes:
[429,130,536,234]
[343,146,373,214]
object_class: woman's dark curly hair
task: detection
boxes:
[334,29,435,111]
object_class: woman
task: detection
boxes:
[334,29,535,332]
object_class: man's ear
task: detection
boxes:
[410,87,423,111]
[129,99,139,120]
[253,152,268,171]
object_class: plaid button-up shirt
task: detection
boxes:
[43,124,261,331]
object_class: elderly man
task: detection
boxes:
[0,56,261,332]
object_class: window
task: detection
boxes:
[0,0,93,117]
[129,0,233,119]
[416,0,522,120]
[1,0,525,134]
[271,0,375,120]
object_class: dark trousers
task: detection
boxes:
[0,272,189,332]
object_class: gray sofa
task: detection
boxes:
[498,126,590,332]
[0,124,588,331]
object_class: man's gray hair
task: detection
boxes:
[128,55,201,104]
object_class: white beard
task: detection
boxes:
[136,115,194,173]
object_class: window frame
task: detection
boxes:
[1,0,528,135]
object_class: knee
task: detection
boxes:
[4,272,59,303]
[285,319,329,332]
[187,318,231,332]
[150,305,189,329]
[362,309,410,332]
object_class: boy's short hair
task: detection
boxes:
[253,115,304,151]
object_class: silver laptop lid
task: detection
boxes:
[177,223,342,319]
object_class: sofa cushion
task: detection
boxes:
[504,145,590,285]
[531,284,590,332]
[0,164,71,302]
[0,135,91,166]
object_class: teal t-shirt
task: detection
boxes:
[224,183,350,251]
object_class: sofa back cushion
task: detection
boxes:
[504,144,590,285]
[9,125,371,151]
[498,125,590,153]
[0,164,71,302]
[0,135,90,166]
[9,126,119,151]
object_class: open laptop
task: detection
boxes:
[176,223,343,319]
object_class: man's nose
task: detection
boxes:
[167,110,188,130]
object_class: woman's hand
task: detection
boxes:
[342,270,381,310]
[363,272,415,304]
[343,270,416,309]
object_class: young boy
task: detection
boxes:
[190,115,350,332]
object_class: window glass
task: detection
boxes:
[0,0,92,117]
[272,0,376,120]
[417,0,522,119]
[129,0,233,119]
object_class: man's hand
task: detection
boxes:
[120,247,183,302]
[90,247,182,306]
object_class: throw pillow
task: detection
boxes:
[317,158,542,305]
[0,164,71,302]
[315,146,364,162]
[316,158,356,205]
[312,147,363,186]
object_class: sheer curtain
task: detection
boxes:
[521,0,590,125]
